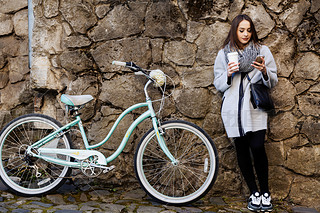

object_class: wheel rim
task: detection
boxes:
[0,117,70,195]
[137,122,217,204]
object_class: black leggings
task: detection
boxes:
[234,130,269,194]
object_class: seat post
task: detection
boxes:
[69,106,82,118]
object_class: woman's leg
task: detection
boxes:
[248,129,269,194]
[234,135,258,193]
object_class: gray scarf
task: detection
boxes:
[223,42,260,73]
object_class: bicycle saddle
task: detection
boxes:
[61,94,94,106]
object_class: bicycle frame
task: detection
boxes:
[29,80,177,168]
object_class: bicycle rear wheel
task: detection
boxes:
[0,114,73,196]
[134,120,219,205]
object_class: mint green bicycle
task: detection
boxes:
[0,62,218,205]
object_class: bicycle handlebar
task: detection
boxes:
[112,61,165,87]
[112,61,143,72]
[112,61,127,67]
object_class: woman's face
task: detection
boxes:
[237,20,252,47]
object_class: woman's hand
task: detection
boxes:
[252,57,268,80]
[252,57,267,75]
[227,62,240,77]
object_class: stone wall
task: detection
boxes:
[0,0,29,122]
[0,0,319,209]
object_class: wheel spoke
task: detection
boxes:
[135,121,218,205]
[0,114,72,196]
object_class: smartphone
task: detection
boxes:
[255,55,264,63]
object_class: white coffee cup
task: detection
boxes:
[227,52,238,64]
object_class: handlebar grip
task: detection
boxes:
[112,61,127,67]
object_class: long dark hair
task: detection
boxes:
[222,14,259,50]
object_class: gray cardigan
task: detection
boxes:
[214,45,278,138]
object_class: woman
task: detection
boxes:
[214,14,277,212]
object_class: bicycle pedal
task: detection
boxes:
[103,165,115,173]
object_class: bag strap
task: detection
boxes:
[247,73,264,84]
[246,74,252,83]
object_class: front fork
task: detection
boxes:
[144,80,177,164]
[149,103,178,165]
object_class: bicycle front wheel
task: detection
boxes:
[134,120,219,205]
[0,114,73,196]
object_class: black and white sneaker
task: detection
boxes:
[247,192,261,212]
[261,193,273,212]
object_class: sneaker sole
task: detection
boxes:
[248,205,261,212]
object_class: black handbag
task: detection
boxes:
[246,74,274,112]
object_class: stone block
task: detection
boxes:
[0,81,29,109]
[60,0,97,34]
[297,19,320,54]
[43,0,59,18]
[186,21,205,43]
[39,96,58,120]
[95,4,110,19]
[8,56,29,83]
[298,94,320,117]
[89,2,146,41]
[164,40,196,66]
[285,146,320,176]
[145,1,186,38]
[30,56,50,88]
[46,194,66,205]
[294,52,320,81]
[13,9,28,37]
[91,38,151,73]
[150,39,164,63]
[295,82,311,95]
[0,14,13,36]
[32,19,63,54]
[290,176,320,209]
[264,31,295,78]
[300,117,320,145]
[243,4,275,39]
[59,50,93,73]
[0,54,5,69]
[219,149,237,170]
[265,141,285,166]
[0,36,27,57]
[195,22,230,65]
[64,35,92,48]
[31,56,65,91]
[99,75,145,109]
[212,169,242,195]
[0,69,9,89]
[269,112,298,141]
[0,110,11,129]
[176,65,214,88]
[271,78,296,111]
[310,82,320,93]
[0,0,28,13]
[292,207,320,213]
[269,166,292,199]
[283,135,309,149]
[173,88,211,118]
[311,0,320,13]
[177,0,228,21]
[280,0,311,32]
[263,0,286,13]
[202,112,225,136]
